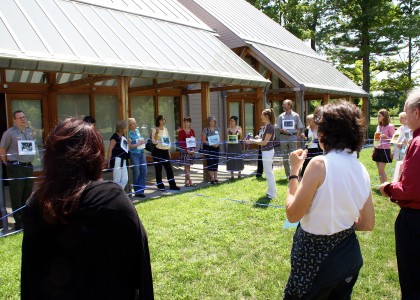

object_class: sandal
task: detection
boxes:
[190,183,197,187]
[184,184,191,187]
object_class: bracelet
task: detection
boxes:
[288,175,299,181]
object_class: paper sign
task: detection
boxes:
[390,132,400,144]
[373,132,381,147]
[208,134,220,146]
[227,135,239,144]
[186,137,196,148]
[282,119,295,130]
[121,136,128,153]
[161,136,171,147]
[17,140,36,155]
[137,138,145,150]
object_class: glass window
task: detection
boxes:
[244,103,254,136]
[57,94,90,120]
[6,70,46,83]
[11,99,44,171]
[94,95,118,150]
[229,102,241,125]
[130,96,155,138]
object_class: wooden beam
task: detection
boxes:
[118,77,129,120]
[49,75,117,92]
[323,93,330,105]
[201,82,210,128]
[267,88,295,93]
[128,80,196,93]
[0,82,49,94]
[182,85,260,95]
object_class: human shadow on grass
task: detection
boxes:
[277,178,288,185]
[254,195,272,209]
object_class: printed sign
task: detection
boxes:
[137,138,145,150]
[392,161,403,183]
[17,140,36,156]
[121,136,128,153]
[390,131,400,144]
[373,132,381,147]
[227,135,239,144]
[185,137,196,148]
[161,136,171,147]
[282,119,295,130]
[208,134,220,146]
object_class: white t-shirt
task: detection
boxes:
[300,150,371,235]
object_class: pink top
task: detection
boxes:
[375,124,395,149]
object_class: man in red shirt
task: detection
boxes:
[380,87,420,299]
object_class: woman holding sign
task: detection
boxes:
[128,118,147,198]
[372,109,395,183]
[107,120,129,189]
[246,108,276,199]
[178,117,196,187]
[202,116,220,184]
[151,115,180,191]
[226,116,244,179]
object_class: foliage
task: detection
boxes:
[0,149,403,299]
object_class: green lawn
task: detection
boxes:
[0,149,401,299]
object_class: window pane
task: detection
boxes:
[272,101,282,125]
[11,99,44,171]
[57,94,90,120]
[130,96,155,138]
[94,95,118,150]
[229,102,241,126]
[244,103,254,136]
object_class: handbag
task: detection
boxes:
[145,138,155,152]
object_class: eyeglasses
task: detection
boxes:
[15,116,26,120]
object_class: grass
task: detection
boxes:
[0,149,401,299]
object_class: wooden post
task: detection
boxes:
[201,82,211,182]
[323,93,330,105]
[118,76,129,120]
[346,95,352,102]
[255,87,263,133]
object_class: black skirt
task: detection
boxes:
[372,148,392,163]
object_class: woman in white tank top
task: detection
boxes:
[284,101,375,300]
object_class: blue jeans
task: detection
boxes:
[130,151,147,195]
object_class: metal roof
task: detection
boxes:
[180,0,368,97]
[0,0,270,87]
[251,43,368,97]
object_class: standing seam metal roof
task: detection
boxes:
[182,0,368,97]
[0,0,269,87]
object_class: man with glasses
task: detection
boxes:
[277,99,303,178]
[0,110,35,230]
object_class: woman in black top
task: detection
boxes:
[201,116,221,184]
[21,118,154,300]
[107,120,130,189]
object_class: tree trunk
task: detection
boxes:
[361,0,370,93]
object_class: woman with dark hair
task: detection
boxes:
[178,116,196,187]
[151,115,180,191]
[372,108,395,183]
[201,116,221,184]
[226,116,244,179]
[21,118,154,300]
[246,108,277,199]
[284,101,374,299]
[107,120,130,189]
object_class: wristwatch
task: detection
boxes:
[288,175,299,181]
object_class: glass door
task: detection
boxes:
[8,95,47,171]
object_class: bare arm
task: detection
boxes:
[286,150,321,223]
[0,147,6,163]
[355,192,375,231]
[107,139,116,168]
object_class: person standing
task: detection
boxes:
[255,125,265,178]
[107,120,129,189]
[178,117,196,187]
[246,109,277,199]
[201,116,221,184]
[226,116,244,179]
[151,115,180,191]
[372,109,395,183]
[21,118,154,299]
[277,99,304,177]
[128,118,147,198]
[285,100,374,299]
[380,88,420,299]
[393,112,412,162]
[300,114,322,177]
[0,110,35,230]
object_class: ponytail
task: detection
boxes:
[263,108,275,124]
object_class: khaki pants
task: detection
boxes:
[279,135,298,177]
